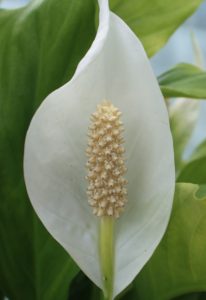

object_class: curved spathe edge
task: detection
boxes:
[72,0,110,82]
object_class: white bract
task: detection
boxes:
[24,0,175,297]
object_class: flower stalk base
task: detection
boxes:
[100,216,115,300]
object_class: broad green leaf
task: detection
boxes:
[177,139,206,184]
[111,0,203,57]
[120,291,206,300]
[0,209,78,299]
[169,98,199,172]
[174,292,206,300]
[0,0,96,298]
[129,183,206,300]
[68,272,102,300]
[177,157,206,184]
[159,64,206,99]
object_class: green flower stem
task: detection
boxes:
[100,216,115,300]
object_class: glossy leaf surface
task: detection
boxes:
[111,0,203,57]
[159,64,206,99]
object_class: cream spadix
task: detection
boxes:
[86,101,127,219]
[23,0,175,298]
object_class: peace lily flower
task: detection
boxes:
[24,0,175,299]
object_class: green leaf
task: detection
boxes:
[169,98,199,172]
[0,0,96,298]
[111,0,203,57]
[159,63,206,99]
[130,183,206,300]
[177,159,206,185]
[0,209,79,299]
[177,139,206,184]
[68,271,102,300]
[0,291,4,300]
[174,292,206,300]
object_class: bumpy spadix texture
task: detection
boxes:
[24,0,175,298]
[86,101,127,218]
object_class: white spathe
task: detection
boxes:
[24,0,175,297]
